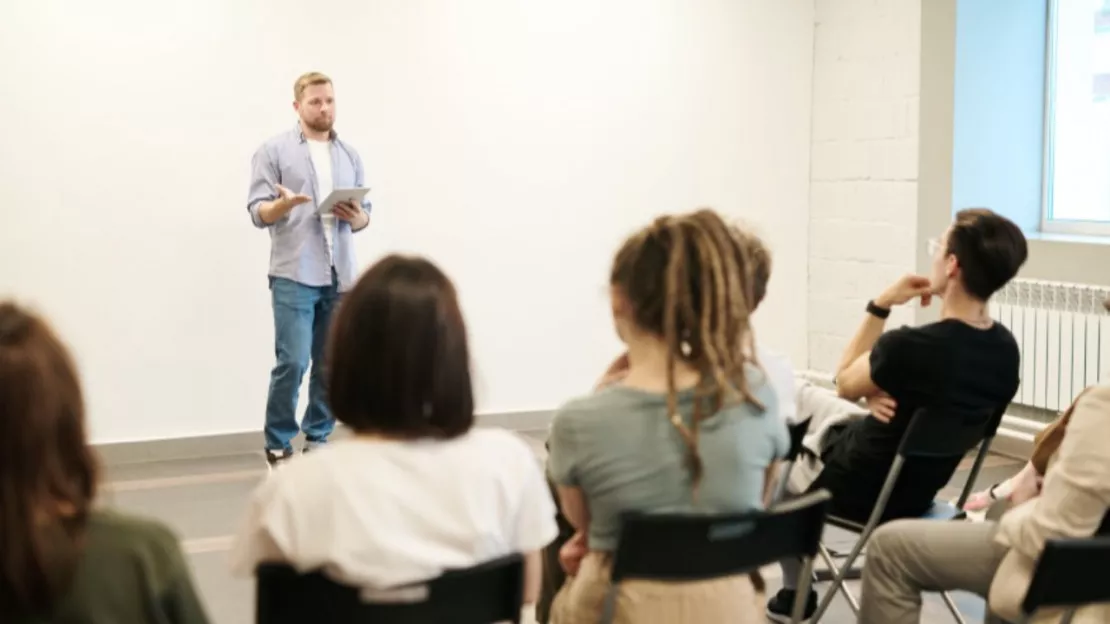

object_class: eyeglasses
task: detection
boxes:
[927,238,942,256]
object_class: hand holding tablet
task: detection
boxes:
[317,187,371,215]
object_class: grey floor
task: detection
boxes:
[98,429,1023,623]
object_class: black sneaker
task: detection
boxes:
[302,439,327,454]
[265,448,293,470]
[766,588,817,623]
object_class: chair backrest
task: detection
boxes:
[1021,536,1110,616]
[609,490,831,583]
[256,555,523,624]
[845,407,996,529]
[896,407,995,460]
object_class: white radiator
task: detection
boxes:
[992,279,1110,413]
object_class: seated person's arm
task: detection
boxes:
[762,408,792,505]
[837,322,925,412]
[999,384,1110,557]
[145,524,212,624]
[548,410,595,579]
[228,479,290,575]
[510,441,560,605]
[547,408,587,526]
[522,551,543,604]
[762,461,781,506]
[556,485,590,530]
[835,352,881,402]
[836,275,933,401]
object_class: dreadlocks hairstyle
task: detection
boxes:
[610,208,764,493]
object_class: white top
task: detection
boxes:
[308,139,336,266]
[229,429,558,593]
[757,345,797,422]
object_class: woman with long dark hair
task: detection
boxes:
[230,255,558,603]
[0,302,209,623]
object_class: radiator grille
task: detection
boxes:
[992,279,1110,413]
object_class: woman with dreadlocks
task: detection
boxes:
[546,209,789,623]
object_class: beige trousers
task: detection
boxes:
[859,519,1009,624]
[549,552,765,624]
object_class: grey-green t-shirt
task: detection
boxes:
[547,372,789,551]
[19,510,210,624]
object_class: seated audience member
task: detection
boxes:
[767,209,1027,621]
[229,256,558,603]
[859,381,1110,623]
[546,209,790,623]
[735,227,797,422]
[961,299,1110,518]
[961,299,1110,513]
[0,302,210,624]
[963,462,1039,514]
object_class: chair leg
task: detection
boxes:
[939,590,967,624]
[816,543,837,573]
[791,556,817,624]
[599,584,618,624]
[814,547,863,581]
[813,566,862,582]
[811,534,869,620]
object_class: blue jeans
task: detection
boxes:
[265,274,340,451]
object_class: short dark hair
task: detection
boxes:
[946,208,1028,300]
[327,256,474,439]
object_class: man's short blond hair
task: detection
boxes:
[294,72,332,102]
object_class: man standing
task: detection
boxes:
[247,72,371,467]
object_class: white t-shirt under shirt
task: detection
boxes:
[757,345,797,422]
[307,139,336,266]
[229,428,558,593]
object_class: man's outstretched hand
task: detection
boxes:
[276,184,311,207]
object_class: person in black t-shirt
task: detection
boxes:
[767,209,1028,623]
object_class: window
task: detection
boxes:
[1043,0,1110,235]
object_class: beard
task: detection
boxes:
[304,115,333,134]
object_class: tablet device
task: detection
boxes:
[317,187,371,215]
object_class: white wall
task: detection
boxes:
[807,0,922,372]
[0,0,813,444]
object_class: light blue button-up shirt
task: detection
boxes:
[247,125,371,292]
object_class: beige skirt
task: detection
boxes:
[549,552,765,624]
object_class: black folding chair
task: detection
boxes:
[1017,535,1110,623]
[811,406,1000,623]
[600,490,832,624]
[772,416,814,503]
[256,554,523,624]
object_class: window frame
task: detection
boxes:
[1040,0,1110,237]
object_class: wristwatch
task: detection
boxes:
[866,300,891,319]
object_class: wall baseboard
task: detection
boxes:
[93,389,1038,468]
[93,410,555,467]
[991,415,1038,460]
